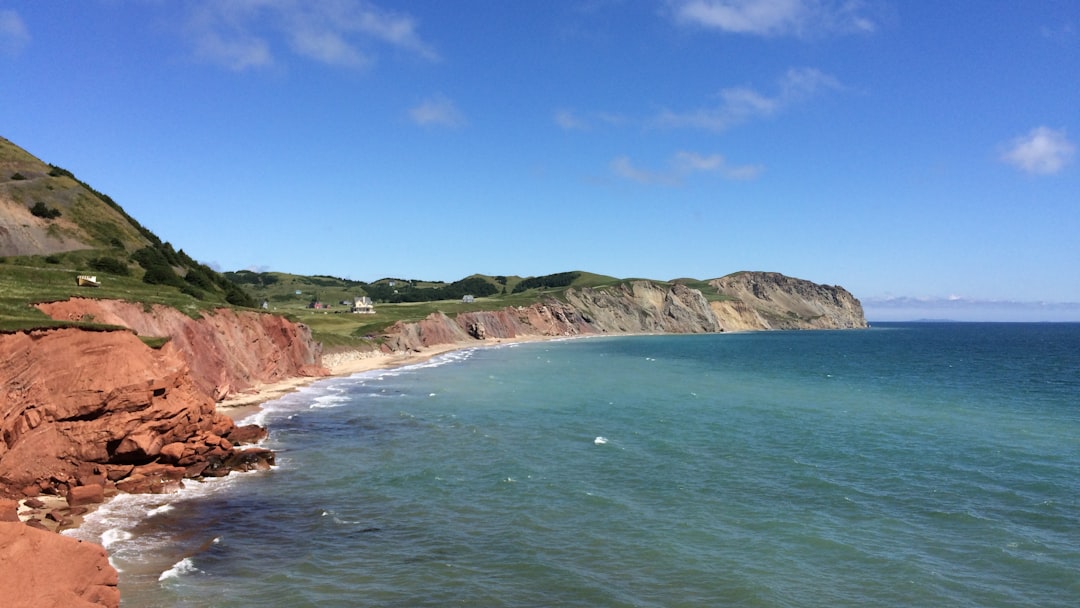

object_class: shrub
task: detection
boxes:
[10,172,26,180]
[142,265,183,286]
[512,271,581,293]
[44,255,61,264]
[29,201,62,219]
[180,285,205,300]
[88,256,131,276]
[184,266,216,291]
[224,283,257,308]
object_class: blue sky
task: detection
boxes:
[2,1,1078,321]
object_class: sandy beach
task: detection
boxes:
[217,336,556,419]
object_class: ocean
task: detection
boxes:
[67,323,1080,607]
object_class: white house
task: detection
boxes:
[352,296,375,314]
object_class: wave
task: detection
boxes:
[100,527,133,549]
[146,504,175,518]
[158,557,200,582]
[63,471,253,565]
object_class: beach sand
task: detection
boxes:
[217,336,555,419]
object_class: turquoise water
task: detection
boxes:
[71,324,1080,606]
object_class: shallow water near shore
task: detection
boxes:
[70,324,1080,606]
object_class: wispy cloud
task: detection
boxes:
[656,67,841,132]
[409,95,467,128]
[0,9,30,56]
[668,0,876,38]
[1000,126,1075,175]
[185,0,438,71]
[612,151,763,185]
[554,109,588,131]
[554,109,629,131]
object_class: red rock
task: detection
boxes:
[159,442,186,464]
[113,474,146,494]
[0,498,18,522]
[227,424,268,445]
[78,474,107,488]
[114,431,165,461]
[104,465,133,482]
[0,521,119,608]
[226,448,276,471]
[23,497,46,509]
[68,484,104,507]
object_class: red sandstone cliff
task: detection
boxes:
[0,300,323,607]
[1,300,325,499]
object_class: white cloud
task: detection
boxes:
[555,109,588,131]
[193,30,273,71]
[669,0,876,38]
[674,151,764,179]
[185,0,437,71]
[409,95,467,128]
[612,151,763,185]
[611,156,680,185]
[554,109,629,131]
[1000,126,1075,175]
[657,67,841,132]
[0,9,30,55]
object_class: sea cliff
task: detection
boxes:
[1,301,325,501]
[0,271,864,607]
[379,273,866,352]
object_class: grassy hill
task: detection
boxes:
[0,136,255,331]
[1,134,740,349]
[223,269,636,348]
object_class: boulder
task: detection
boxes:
[0,521,119,608]
[159,442,186,464]
[67,485,104,507]
[227,424,268,445]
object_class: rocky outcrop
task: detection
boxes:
[377,273,866,352]
[709,271,867,329]
[0,521,119,607]
[0,302,323,500]
[564,281,722,334]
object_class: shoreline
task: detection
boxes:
[34,334,564,536]
[218,335,561,419]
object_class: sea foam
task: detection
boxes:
[158,557,200,582]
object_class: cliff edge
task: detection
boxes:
[377,272,866,352]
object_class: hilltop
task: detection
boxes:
[0,138,259,332]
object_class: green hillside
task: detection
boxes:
[0,136,255,331]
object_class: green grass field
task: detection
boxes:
[1,257,730,350]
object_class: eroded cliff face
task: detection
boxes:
[709,271,867,330]
[377,273,866,352]
[34,299,326,400]
[0,301,325,500]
